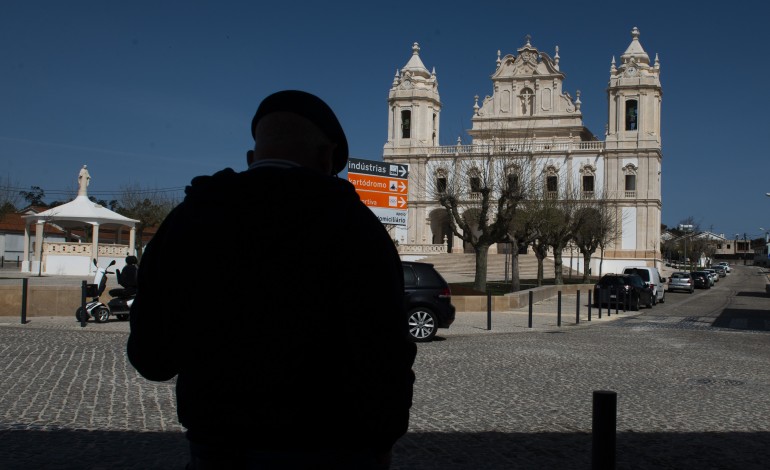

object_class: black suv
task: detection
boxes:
[593,273,654,311]
[402,261,456,342]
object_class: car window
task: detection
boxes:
[416,266,444,288]
[624,268,650,282]
[402,266,417,287]
[628,275,644,287]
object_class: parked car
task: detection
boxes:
[703,269,718,284]
[668,272,694,293]
[717,261,731,273]
[712,265,727,277]
[690,271,711,289]
[593,273,654,311]
[402,261,456,342]
[622,266,666,304]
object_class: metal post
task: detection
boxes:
[576,290,580,324]
[80,280,87,328]
[588,290,592,321]
[592,390,617,470]
[557,291,562,327]
[528,291,533,328]
[598,286,602,319]
[21,278,28,324]
[487,292,492,331]
[615,287,619,315]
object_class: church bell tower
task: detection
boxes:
[606,27,662,148]
[383,43,441,156]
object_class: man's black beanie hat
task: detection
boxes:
[251,90,349,175]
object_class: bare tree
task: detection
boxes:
[425,151,536,292]
[572,195,620,282]
[0,175,21,221]
[507,202,540,291]
[117,185,177,260]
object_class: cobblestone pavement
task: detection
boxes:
[1,265,769,469]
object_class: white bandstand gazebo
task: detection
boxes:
[21,166,139,275]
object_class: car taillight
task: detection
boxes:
[439,287,451,299]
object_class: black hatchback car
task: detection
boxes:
[593,273,654,311]
[402,261,456,342]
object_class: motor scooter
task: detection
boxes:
[75,259,132,323]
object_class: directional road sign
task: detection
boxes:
[348,157,409,226]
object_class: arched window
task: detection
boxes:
[544,166,558,199]
[625,100,638,131]
[435,168,447,194]
[580,165,595,198]
[505,164,523,198]
[468,168,482,197]
[401,110,411,138]
[623,164,637,197]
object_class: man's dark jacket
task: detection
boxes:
[127,166,416,453]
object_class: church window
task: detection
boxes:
[401,110,411,138]
[470,176,482,192]
[582,175,594,193]
[437,177,447,193]
[625,100,638,131]
[546,175,558,198]
[625,174,636,191]
[507,173,520,193]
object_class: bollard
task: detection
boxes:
[576,290,580,324]
[615,287,619,315]
[80,280,87,328]
[21,278,28,324]
[487,292,492,331]
[592,390,617,470]
[528,291,533,328]
[598,286,602,319]
[588,290,592,321]
[557,291,562,327]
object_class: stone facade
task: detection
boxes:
[383,28,663,274]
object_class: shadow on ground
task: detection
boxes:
[712,307,770,331]
[2,429,769,469]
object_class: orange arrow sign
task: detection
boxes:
[355,190,408,209]
[348,173,408,194]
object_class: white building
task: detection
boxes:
[383,28,663,274]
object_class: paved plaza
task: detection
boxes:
[1,265,769,469]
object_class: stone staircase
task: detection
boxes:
[403,252,579,283]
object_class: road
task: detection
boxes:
[0,265,768,469]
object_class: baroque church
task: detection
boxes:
[382,28,663,274]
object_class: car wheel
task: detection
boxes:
[646,295,653,308]
[407,307,437,342]
[117,314,129,321]
[659,292,665,303]
[93,307,110,323]
[75,307,88,323]
[630,295,640,311]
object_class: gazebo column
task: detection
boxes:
[21,223,31,272]
[129,227,136,256]
[91,223,100,266]
[34,221,44,273]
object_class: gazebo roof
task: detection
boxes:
[24,195,138,228]
[22,165,138,228]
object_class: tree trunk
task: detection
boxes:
[473,243,490,292]
[600,246,605,277]
[582,253,592,282]
[554,250,564,285]
[510,248,521,292]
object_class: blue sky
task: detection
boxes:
[1,1,768,240]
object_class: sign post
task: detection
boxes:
[347,158,409,226]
